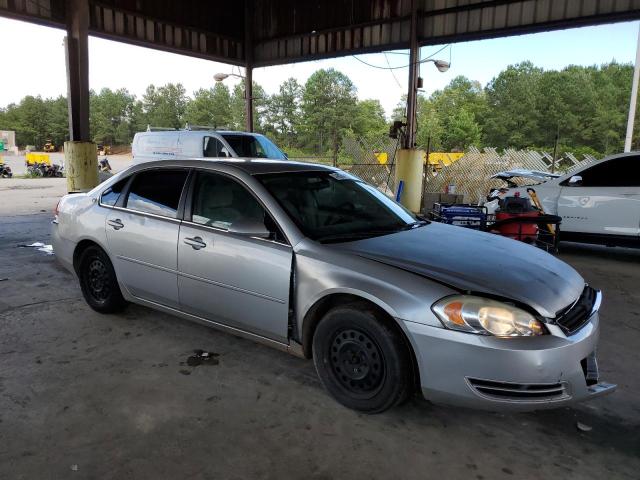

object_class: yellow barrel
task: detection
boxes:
[395,149,425,213]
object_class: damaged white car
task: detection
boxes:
[488,153,640,248]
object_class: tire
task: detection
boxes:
[312,304,412,413]
[78,245,127,313]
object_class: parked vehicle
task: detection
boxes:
[27,162,48,177]
[490,153,640,247]
[43,139,56,152]
[48,163,64,177]
[28,162,63,177]
[52,159,615,413]
[97,144,112,155]
[99,157,112,173]
[0,162,12,178]
[132,126,287,164]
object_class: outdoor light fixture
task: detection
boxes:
[213,72,245,82]
[431,59,451,72]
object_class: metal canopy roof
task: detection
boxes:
[2,0,640,67]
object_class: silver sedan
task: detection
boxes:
[52,159,616,413]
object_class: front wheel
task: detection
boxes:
[78,245,127,313]
[312,305,413,413]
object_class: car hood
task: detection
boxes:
[490,169,560,182]
[334,223,584,318]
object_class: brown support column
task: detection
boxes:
[65,0,90,141]
[404,0,419,149]
[64,0,97,192]
[244,0,254,133]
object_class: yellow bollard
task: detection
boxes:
[395,148,425,213]
[64,141,98,193]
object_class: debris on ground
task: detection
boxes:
[186,349,220,367]
[576,421,593,432]
[18,242,54,255]
[70,464,79,471]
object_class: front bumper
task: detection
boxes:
[404,312,616,411]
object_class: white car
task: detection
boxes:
[493,153,640,248]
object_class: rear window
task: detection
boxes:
[125,170,189,218]
[100,177,129,206]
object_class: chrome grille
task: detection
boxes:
[467,378,567,401]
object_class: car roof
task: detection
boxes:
[137,130,263,137]
[129,158,335,175]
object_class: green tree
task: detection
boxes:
[441,108,482,150]
[184,84,232,128]
[415,95,444,151]
[90,88,137,144]
[229,81,269,132]
[483,62,543,148]
[302,68,358,162]
[264,77,303,147]
[352,99,388,142]
[142,83,187,129]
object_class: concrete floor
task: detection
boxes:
[0,188,639,479]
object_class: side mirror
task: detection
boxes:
[568,175,582,186]
[227,219,271,239]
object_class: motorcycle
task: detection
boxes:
[27,162,47,177]
[47,163,64,177]
[99,157,112,173]
[27,162,64,177]
[0,163,12,178]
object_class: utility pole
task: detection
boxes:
[624,24,640,152]
[404,0,419,149]
[551,123,559,173]
[244,0,254,133]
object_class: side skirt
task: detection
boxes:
[560,232,639,248]
[124,293,306,359]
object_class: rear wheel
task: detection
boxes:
[78,245,127,313]
[312,305,412,413]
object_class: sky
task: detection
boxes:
[0,16,638,117]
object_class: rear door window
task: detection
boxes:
[125,170,189,218]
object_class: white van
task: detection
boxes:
[132,127,287,163]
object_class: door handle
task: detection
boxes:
[108,219,124,230]
[184,236,207,250]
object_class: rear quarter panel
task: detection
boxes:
[54,193,109,271]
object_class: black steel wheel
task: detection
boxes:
[78,245,127,313]
[329,328,385,399]
[313,304,413,413]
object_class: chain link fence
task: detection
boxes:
[290,140,599,207]
[424,147,598,204]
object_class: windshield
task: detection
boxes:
[257,171,421,243]
[221,134,286,160]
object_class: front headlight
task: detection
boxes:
[432,295,545,337]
